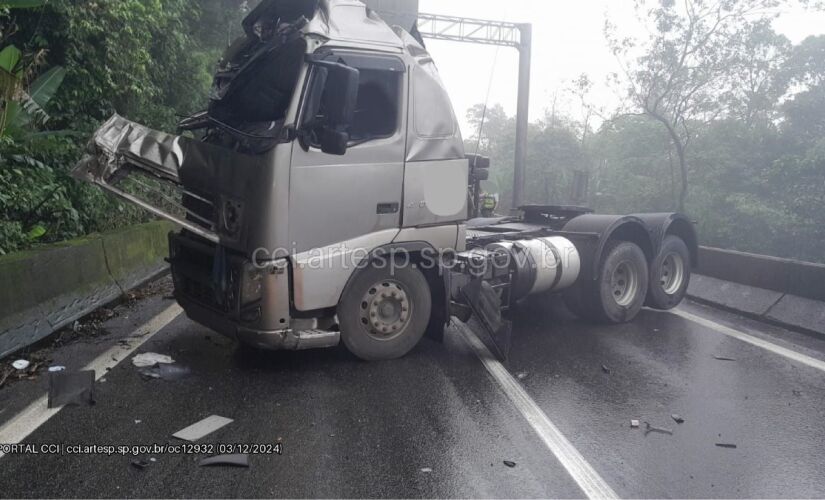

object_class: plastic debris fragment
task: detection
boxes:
[132,353,175,368]
[12,360,30,370]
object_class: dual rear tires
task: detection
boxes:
[564,236,690,324]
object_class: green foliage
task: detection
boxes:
[0,0,248,254]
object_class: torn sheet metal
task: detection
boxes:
[172,415,234,442]
[73,115,267,244]
[48,370,95,408]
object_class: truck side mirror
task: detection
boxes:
[302,59,360,156]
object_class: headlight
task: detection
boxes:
[241,263,264,305]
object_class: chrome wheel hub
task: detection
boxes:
[611,261,640,307]
[359,281,412,340]
[660,253,686,295]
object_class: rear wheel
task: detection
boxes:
[591,241,649,323]
[339,262,432,361]
[646,235,691,310]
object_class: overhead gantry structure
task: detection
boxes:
[416,13,533,210]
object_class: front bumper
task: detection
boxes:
[169,231,309,350]
[175,292,339,350]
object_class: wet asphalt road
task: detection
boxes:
[1,277,824,498]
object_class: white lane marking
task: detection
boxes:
[456,323,619,500]
[671,308,825,373]
[0,304,183,459]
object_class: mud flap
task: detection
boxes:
[460,279,513,362]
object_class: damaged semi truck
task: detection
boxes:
[73,0,698,361]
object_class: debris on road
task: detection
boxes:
[671,414,685,424]
[48,366,66,373]
[131,459,151,470]
[630,420,640,428]
[792,390,803,397]
[713,355,737,362]
[420,467,433,473]
[199,454,249,468]
[173,415,233,442]
[644,422,673,436]
[601,365,611,374]
[139,363,191,382]
[516,372,528,380]
[503,460,517,468]
[48,370,95,408]
[715,443,738,449]
[12,360,30,370]
[132,353,175,368]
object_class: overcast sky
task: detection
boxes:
[417,0,825,137]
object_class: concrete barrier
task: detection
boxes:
[0,221,174,359]
[689,247,825,337]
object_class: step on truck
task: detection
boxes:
[73,0,698,361]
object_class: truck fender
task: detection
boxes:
[345,241,449,343]
[631,213,699,267]
[562,214,655,282]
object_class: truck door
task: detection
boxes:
[289,53,407,253]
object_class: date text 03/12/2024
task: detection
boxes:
[0,443,284,456]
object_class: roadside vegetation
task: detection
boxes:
[0,0,247,254]
[0,0,822,262]
[471,0,825,262]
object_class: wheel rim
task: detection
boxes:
[660,253,686,296]
[610,261,640,307]
[359,281,412,341]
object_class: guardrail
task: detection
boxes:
[0,221,174,360]
[690,246,825,336]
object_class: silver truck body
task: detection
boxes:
[74,0,698,358]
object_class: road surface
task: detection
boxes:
[1,276,823,498]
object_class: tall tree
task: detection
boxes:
[606,0,788,211]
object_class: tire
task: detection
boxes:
[338,261,432,361]
[646,235,691,310]
[590,241,649,323]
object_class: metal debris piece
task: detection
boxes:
[715,443,737,449]
[671,414,685,424]
[12,360,30,370]
[516,372,528,380]
[48,370,95,408]
[139,363,190,381]
[132,353,175,368]
[420,467,433,473]
[131,460,151,470]
[713,355,737,362]
[644,422,673,436]
[601,365,611,374]
[48,366,66,373]
[173,415,233,442]
[198,454,249,468]
[503,460,517,468]
[630,420,640,428]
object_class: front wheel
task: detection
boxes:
[338,262,432,361]
[646,235,691,310]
